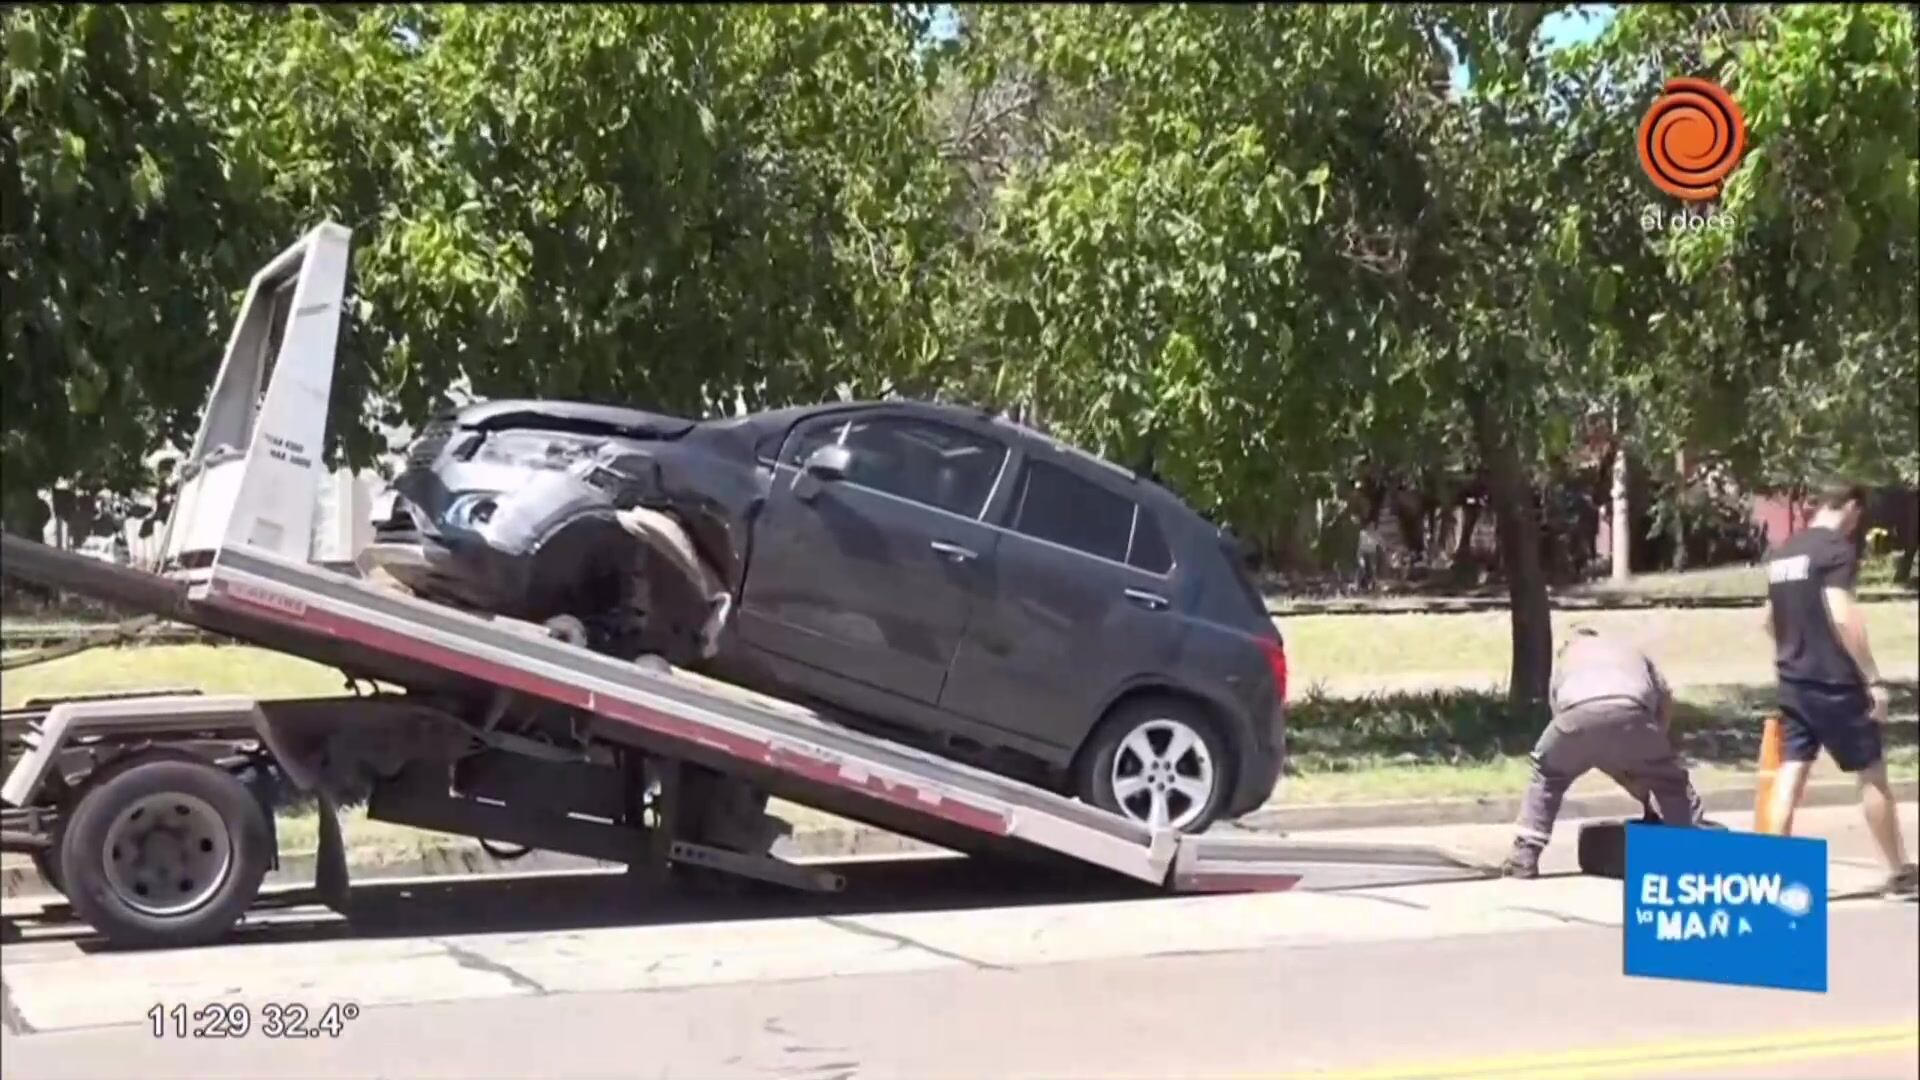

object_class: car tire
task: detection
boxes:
[1078,696,1235,833]
[59,754,275,949]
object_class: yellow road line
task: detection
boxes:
[1275,1023,1920,1080]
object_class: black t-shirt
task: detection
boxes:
[1765,526,1862,687]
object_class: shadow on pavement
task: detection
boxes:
[2,853,1161,953]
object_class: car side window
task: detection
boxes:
[788,414,1007,519]
[1127,508,1174,575]
[781,417,848,469]
[1008,459,1135,564]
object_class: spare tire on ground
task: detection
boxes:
[1577,821,1631,879]
[1578,817,1729,879]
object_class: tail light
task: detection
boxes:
[1260,638,1288,703]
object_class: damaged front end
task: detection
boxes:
[364,406,740,665]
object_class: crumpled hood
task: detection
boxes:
[451,399,698,440]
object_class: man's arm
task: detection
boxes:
[1822,585,1888,721]
[1645,654,1674,729]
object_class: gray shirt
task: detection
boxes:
[1550,631,1670,717]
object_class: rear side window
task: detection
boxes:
[1216,531,1271,624]
[1127,509,1174,574]
[1008,459,1134,564]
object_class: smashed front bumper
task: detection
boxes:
[363,464,629,619]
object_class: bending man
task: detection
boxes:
[1503,626,1704,878]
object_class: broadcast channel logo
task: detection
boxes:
[1637,77,1748,202]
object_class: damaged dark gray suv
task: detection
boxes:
[366,399,1287,832]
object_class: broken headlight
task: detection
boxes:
[444,492,501,530]
[468,430,598,471]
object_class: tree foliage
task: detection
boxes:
[4,3,956,529]
[4,4,1915,658]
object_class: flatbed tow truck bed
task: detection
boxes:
[0,223,1491,949]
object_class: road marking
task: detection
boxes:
[1276,1023,1920,1079]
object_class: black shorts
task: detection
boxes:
[1777,678,1882,772]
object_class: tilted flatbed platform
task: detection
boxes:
[0,222,1491,948]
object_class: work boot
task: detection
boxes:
[1885,863,1919,900]
[1500,839,1542,879]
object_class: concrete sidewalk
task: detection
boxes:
[4,804,1910,1041]
[1277,800,1920,894]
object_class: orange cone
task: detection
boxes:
[1754,715,1785,834]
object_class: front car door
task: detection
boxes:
[940,447,1184,752]
[737,409,1009,706]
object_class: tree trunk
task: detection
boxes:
[1452,500,1481,567]
[1391,493,1425,561]
[1611,441,1632,583]
[1471,396,1554,708]
[1892,487,1918,586]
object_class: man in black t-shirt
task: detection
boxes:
[1762,481,1915,898]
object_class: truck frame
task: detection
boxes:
[0,223,1491,949]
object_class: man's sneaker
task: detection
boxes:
[1501,841,1541,879]
[1885,863,1919,900]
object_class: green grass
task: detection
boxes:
[10,599,1909,709]
[1280,600,1919,689]
[2,643,346,708]
[1566,564,1916,601]
[1279,681,1918,803]
[5,607,1917,866]
[1565,565,1774,601]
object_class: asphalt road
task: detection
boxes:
[3,901,1913,1079]
[3,805,1915,1080]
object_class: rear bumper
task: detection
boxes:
[1225,703,1285,818]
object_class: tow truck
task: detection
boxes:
[0,223,1493,949]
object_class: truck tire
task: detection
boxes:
[1078,696,1234,833]
[58,755,274,949]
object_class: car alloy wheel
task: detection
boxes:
[1109,717,1218,831]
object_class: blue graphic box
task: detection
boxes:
[1623,824,1827,993]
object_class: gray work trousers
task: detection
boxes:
[1515,698,1704,847]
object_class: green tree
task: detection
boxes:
[1629,3,1918,492]
[4,4,961,534]
[932,4,1444,549]
[2,6,285,537]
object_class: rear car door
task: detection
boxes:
[939,451,1183,750]
[738,410,1007,706]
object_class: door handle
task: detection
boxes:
[1124,587,1169,611]
[930,540,978,564]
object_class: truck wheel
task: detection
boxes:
[1078,697,1233,833]
[59,755,274,949]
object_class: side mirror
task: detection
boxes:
[803,443,853,482]
[794,443,852,502]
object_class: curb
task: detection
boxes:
[1266,591,1916,618]
[8,780,1909,902]
[1240,777,1919,833]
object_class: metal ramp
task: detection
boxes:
[1,221,1495,896]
